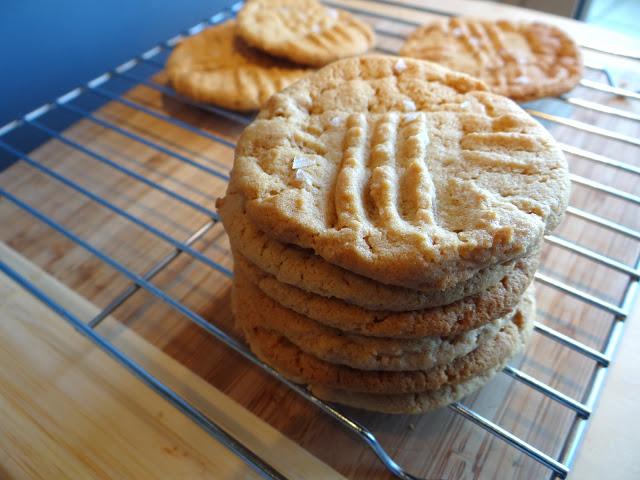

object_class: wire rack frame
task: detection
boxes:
[0,1,638,479]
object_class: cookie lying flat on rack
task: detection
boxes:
[400,18,582,102]
[236,0,375,67]
[166,21,313,111]
[230,56,569,289]
[218,191,525,311]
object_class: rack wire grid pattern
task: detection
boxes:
[0,1,638,479]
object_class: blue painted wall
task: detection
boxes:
[0,0,230,124]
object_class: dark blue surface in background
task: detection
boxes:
[0,0,231,170]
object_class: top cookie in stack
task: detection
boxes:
[218,56,570,413]
[166,0,375,111]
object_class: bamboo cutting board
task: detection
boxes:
[0,242,345,480]
[0,1,639,478]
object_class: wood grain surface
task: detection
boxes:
[0,243,344,480]
[0,1,639,479]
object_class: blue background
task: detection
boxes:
[0,1,231,169]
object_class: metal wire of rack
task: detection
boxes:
[0,1,638,479]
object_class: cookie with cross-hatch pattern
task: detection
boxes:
[400,18,582,102]
[236,0,375,67]
[228,55,569,289]
[217,190,531,311]
[166,21,313,111]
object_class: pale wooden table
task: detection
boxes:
[0,1,639,478]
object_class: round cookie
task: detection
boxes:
[312,290,534,413]
[235,249,537,338]
[236,0,375,67]
[166,21,313,111]
[218,191,530,312]
[235,285,535,395]
[228,55,569,289]
[311,364,503,414]
[400,18,582,102]
[234,267,516,371]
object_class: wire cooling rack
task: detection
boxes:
[0,1,639,478]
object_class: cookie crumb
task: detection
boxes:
[402,99,417,112]
[394,58,407,73]
[293,155,315,169]
[295,168,313,186]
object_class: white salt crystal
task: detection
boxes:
[460,101,470,109]
[405,112,420,121]
[468,37,480,46]
[515,75,530,84]
[402,99,416,112]
[295,168,313,186]
[394,58,407,73]
[311,24,321,33]
[330,116,343,127]
[452,27,463,37]
[327,8,338,19]
[292,155,315,169]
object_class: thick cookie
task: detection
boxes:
[235,285,534,395]
[311,365,502,414]
[235,250,537,338]
[218,191,528,311]
[166,21,312,111]
[236,0,375,67]
[400,18,582,102]
[234,268,516,371]
[228,56,569,288]
[312,291,535,413]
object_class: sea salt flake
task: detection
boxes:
[292,155,315,169]
[515,75,530,84]
[295,168,313,186]
[311,24,321,33]
[330,116,343,127]
[394,58,407,73]
[452,27,463,37]
[327,8,338,19]
[460,101,470,109]
[402,99,416,112]
[468,37,480,46]
[405,112,420,121]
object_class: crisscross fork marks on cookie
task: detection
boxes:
[334,113,436,236]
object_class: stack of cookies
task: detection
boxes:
[166,0,375,111]
[218,56,570,414]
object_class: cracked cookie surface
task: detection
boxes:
[400,18,582,101]
[228,56,569,288]
[218,191,528,311]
